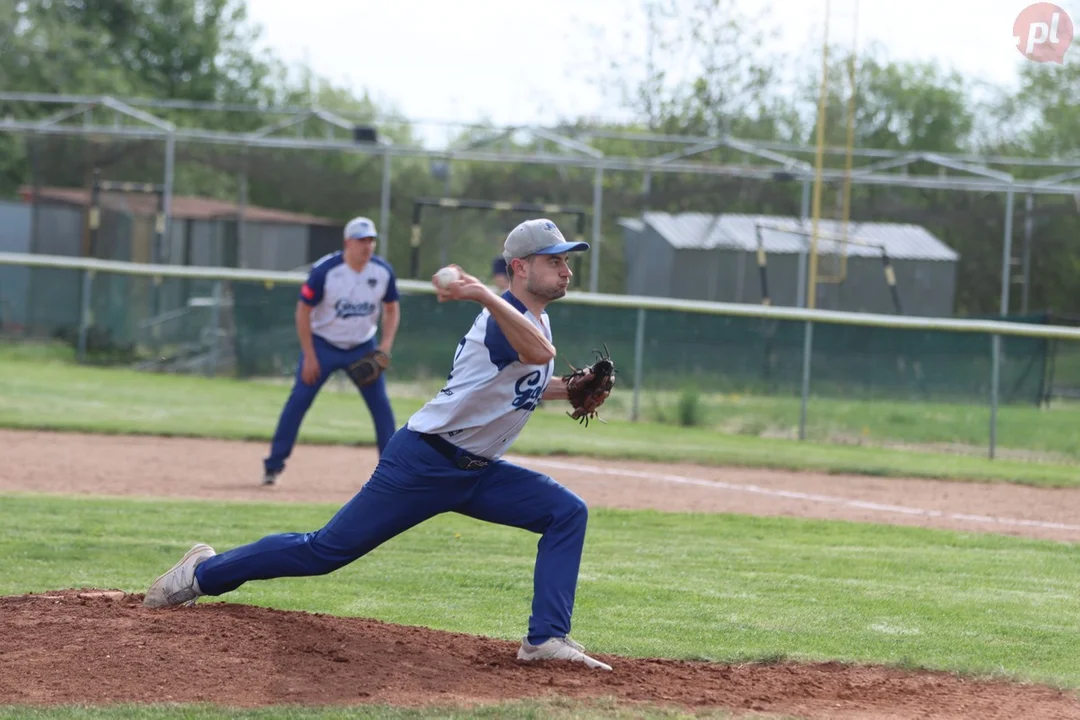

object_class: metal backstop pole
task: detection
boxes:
[379,148,392,259]
[590,163,603,293]
[989,186,1016,459]
[162,132,175,262]
[796,178,811,308]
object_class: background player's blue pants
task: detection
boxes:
[264,334,396,473]
[201,427,589,645]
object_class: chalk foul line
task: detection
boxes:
[511,456,1080,533]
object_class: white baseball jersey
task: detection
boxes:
[407,291,554,459]
[300,252,399,349]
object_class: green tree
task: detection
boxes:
[586,0,794,139]
[979,58,1080,316]
[801,42,975,153]
[1,0,274,103]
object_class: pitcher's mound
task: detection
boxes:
[2,589,1078,719]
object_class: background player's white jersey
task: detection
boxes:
[407,292,554,459]
[300,252,399,349]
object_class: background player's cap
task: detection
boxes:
[344,216,377,240]
[502,218,589,261]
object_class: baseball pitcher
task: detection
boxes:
[144,218,616,671]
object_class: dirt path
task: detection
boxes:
[5,428,1080,542]
[4,428,1080,719]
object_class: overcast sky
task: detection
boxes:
[245,0,1077,143]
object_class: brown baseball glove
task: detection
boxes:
[346,349,391,388]
[562,344,616,427]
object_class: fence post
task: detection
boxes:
[631,307,646,421]
[989,334,1001,459]
[207,279,223,378]
[799,320,814,440]
[77,269,94,363]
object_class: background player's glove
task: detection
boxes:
[346,350,391,387]
[562,344,616,427]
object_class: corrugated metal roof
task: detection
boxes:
[19,186,338,226]
[632,212,958,261]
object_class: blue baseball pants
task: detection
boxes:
[199,426,589,645]
[264,334,396,473]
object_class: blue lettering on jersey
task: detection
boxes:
[440,337,468,396]
[334,298,377,318]
[512,370,544,411]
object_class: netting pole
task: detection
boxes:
[573,212,587,289]
[631,307,646,422]
[409,201,423,278]
[88,170,101,257]
[589,163,603,293]
[881,251,903,314]
[1021,192,1034,315]
[77,269,94,363]
[1000,186,1015,315]
[163,133,175,258]
[989,185,1015,458]
[798,320,814,440]
[755,223,770,306]
[796,179,811,308]
[1000,186,1015,316]
[806,0,831,310]
[154,189,166,264]
[29,134,41,255]
[238,158,249,254]
[379,148,392,259]
[437,166,452,268]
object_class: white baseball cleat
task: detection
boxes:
[143,543,216,608]
[517,636,613,671]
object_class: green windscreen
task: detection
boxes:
[0,265,1053,407]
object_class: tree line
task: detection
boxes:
[1,0,1077,316]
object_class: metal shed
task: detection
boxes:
[620,212,960,317]
[18,186,341,271]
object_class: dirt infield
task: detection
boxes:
[5,590,1080,719]
[4,428,1080,718]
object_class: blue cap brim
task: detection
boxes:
[532,241,590,255]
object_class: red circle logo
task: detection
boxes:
[1014,3,1074,63]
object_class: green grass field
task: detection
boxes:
[4,493,1080,712]
[1,341,1079,487]
[4,341,1080,717]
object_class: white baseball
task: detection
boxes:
[435,266,461,289]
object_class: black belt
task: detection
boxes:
[416,431,491,470]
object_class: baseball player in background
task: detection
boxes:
[490,255,510,291]
[261,216,400,486]
[144,218,614,671]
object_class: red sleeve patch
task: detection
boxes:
[300,283,315,300]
